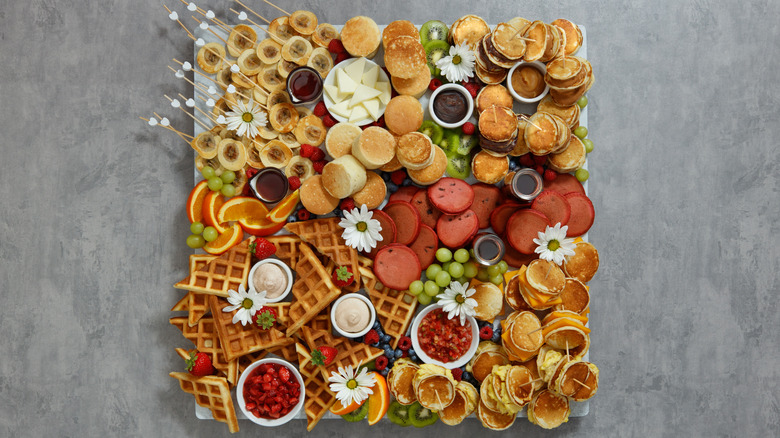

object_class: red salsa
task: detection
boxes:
[243,363,300,419]
[417,308,473,363]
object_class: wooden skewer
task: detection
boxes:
[191,15,231,47]
[434,390,443,409]
[163,4,195,40]
[526,326,543,336]
[178,92,218,124]
[164,94,211,130]
[168,65,216,98]
[173,58,224,89]
[565,340,570,357]
[492,106,498,124]
[519,114,542,131]
[154,111,196,140]
[573,378,591,390]
[519,378,543,387]
[139,116,193,142]
[229,8,285,44]
[510,27,535,42]
[234,0,270,24]
[262,0,291,16]
[544,262,554,280]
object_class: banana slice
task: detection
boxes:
[281,36,313,66]
[256,38,282,65]
[267,89,291,108]
[285,156,315,181]
[258,65,286,92]
[237,49,265,76]
[277,59,298,79]
[269,102,300,133]
[197,43,225,74]
[260,140,293,168]
[253,87,269,106]
[246,139,267,168]
[217,138,248,171]
[306,47,334,78]
[296,106,313,118]
[216,66,235,90]
[268,16,297,42]
[212,98,231,118]
[294,114,327,146]
[227,25,257,58]
[196,155,225,177]
[191,131,221,159]
[289,10,318,36]
[256,123,278,140]
[231,70,256,89]
[231,167,249,194]
[278,131,300,149]
[311,23,339,48]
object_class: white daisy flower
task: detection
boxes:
[436,43,476,83]
[225,99,267,138]
[338,205,383,252]
[533,223,577,265]
[328,364,376,408]
[437,281,478,326]
[222,284,267,326]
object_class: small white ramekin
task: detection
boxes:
[428,83,474,129]
[506,61,550,104]
[247,258,293,303]
[236,358,305,426]
[410,303,479,369]
[330,293,376,338]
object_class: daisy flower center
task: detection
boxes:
[452,55,462,65]
[242,112,253,123]
[242,298,254,309]
[456,294,465,304]
[547,240,560,251]
[346,379,358,389]
[356,221,368,232]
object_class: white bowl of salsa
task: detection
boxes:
[410,303,479,369]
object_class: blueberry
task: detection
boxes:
[509,159,520,171]
[402,178,413,186]
[386,182,398,193]
[491,333,501,343]
[477,320,489,329]
[372,321,381,330]
[394,348,403,358]
[382,334,392,343]
[383,345,394,357]
[409,354,418,362]
[332,208,342,218]
[408,348,415,356]
[381,172,391,182]
[287,215,297,223]
[461,371,471,381]
[370,341,381,348]
[380,367,389,377]
[387,356,395,367]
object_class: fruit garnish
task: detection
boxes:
[331,265,355,287]
[374,355,389,371]
[390,170,407,185]
[322,114,338,127]
[334,52,350,65]
[341,401,369,422]
[186,180,210,223]
[185,351,215,376]
[311,346,338,366]
[327,38,346,54]
[267,190,301,223]
[339,198,355,212]
[479,325,494,340]
[312,160,327,173]
[544,169,558,181]
[202,223,242,255]
[532,154,548,166]
[461,121,475,135]
[363,329,380,346]
[397,336,412,351]
[249,237,276,260]
[408,401,438,427]
[288,176,302,190]
[310,147,325,162]
[519,153,535,167]
[216,196,269,224]
[239,216,286,236]
[296,208,311,221]
[330,398,363,416]
[299,144,315,158]
[253,306,278,329]
[202,191,228,233]
[366,372,390,426]
[313,101,327,117]
[451,367,463,381]
[428,78,442,91]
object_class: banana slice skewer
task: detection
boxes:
[217,138,248,171]
[197,43,225,74]
[256,38,282,65]
[191,131,221,159]
[281,36,313,66]
[237,49,265,76]
[294,115,327,146]
[259,140,293,168]
[227,25,257,58]
[311,23,339,48]
[307,47,334,78]
[289,10,318,36]
[269,102,299,133]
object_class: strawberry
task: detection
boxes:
[519,154,535,167]
[254,306,278,330]
[543,169,558,181]
[311,346,338,366]
[339,198,355,212]
[322,114,337,128]
[479,325,493,340]
[310,147,325,161]
[299,144,315,158]
[313,101,327,117]
[363,329,380,345]
[534,165,545,175]
[288,176,302,190]
[428,78,442,91]
[334,52,350,64]
[461,122,475,135]
[278,366,291,383]
[328,39,346,54]
[390,170,407,185]
[464,83,479,98]
[249,238,276,260]
[312,160,327,173]
[331,265,355,287]
[185,351,215,376]
[297,208,311,221]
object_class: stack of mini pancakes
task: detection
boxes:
[544,55,595,106]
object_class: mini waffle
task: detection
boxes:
[295,343,337,431]
[174,237,253,298]
[170,372,238,433]
[284,243,342,336]
[170,317,238,385]
[301,327,383,382]
[265,234,303,270]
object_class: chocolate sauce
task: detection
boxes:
[433,90,468,123]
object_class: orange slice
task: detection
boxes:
[238,217,286,236]
[267,190,300,223]
[217,196,269,224]
[203,223,243,255]
[329,398,364,416]
[366,371,390,425]
[202,191,228,233]
[186,180,210,223]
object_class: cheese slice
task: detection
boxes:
[336,69,358,95]
[546,311,588,325]
[348,105,369,123]
[329,100,351,118]
[375,81,392,105]
[344,58,367,83]
[361,98,381,121]
[361,65,380,88]
[541,318,591,338]
[348,84,382,108]
[324,84,345,104]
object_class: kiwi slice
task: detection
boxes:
[387,400,411,427]
[408,401,438,427]
[419,120,444,145]
[456,134,479,156]
[423,40,450,75]
[420,20,449,45]
[438,129,461,157]
[341,402,369,422]
[446,154,471,180]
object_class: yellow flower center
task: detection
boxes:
[242,298,253,309]
[346,378,358,389]
[455,294,465,304]
[356,221,368,232]
[547,240,560,251]
[242,112,253,123]
[452,55,462,65]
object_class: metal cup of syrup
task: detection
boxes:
[250,168,289,204]
[472,233,506,266]
[286,66,323,105]
[508,168,544,202]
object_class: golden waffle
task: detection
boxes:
[301,327,383,382]
[285,243,341,336]
[303,305,333,333]
[359,257,417,349]
[295,343,336,431]
[170,317,238,385]
[174,238,254,297]
[266,234,304,269]
[237,350,268,375]
[208,295,293,361]
[171,255,218,326]
[170,372,239,433]
[285,218,361,292]
[267,342,300,362]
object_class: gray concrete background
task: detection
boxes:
[1,0,777,436]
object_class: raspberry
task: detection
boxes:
[296,209,311,221]
[310,147,325,161]
[374,355,389,371]
[479,325,493,340]
[299,144,314,158]
[533,154,548,166]
[544,169,558,181]
[397,336,412,351]
[464,83,479,98]
[322,114,337,128]
[334,52,350,64]
[534,165,545,175]
[327,39,345,54]
[246,167,260,180]
[339,198,355,212]
[428,78,442,91]
[313,101,327,117]
[375,115,385,128]
[390,170,407,185]
[451,368,463,381]
[519,154,534,167]
[288,176,301,190]
[462,122,475,135]
[364,329,380,345]
[312,160,326,173]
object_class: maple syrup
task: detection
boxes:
[286,67,323,104]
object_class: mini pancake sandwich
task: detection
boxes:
[524,112,571,156]
[321,154,367,199]
[450,15,491,49]
[471,150,509,184]
[324,122,361,158]
[552,359,599,401]
[407,145,448,186]
[502,271,533,312]
[340,15,381,58]
[413,364,457,411]
[527,389,570,429]
[509,116,531,156]
[500,310,544,362]
[522,21,562,63]
[384,95,424,135]
[468,280,504,321]
[467,341,509,383]
[483,23,526,69]
[382,20,419,49]
[475,35,505,74]
[553,278,591,315]
[397,132,435,170]
[476,393,516,430]
[547,56,595,106]
[541,310,590,355]
[551,19,583,55]
[352,126,396,169]
[439,381,478,425]
[507,17,531,34]
[379,143,405,172]
[537,345,567,383]
[390,64,432,99]
[537,94,581,130]
[350,171,386,209]
[299,174,339,215]
[387,358,420,405]
[563,240,600,283]
[384,35,427,79]
[514,261,566,311]
[519,357,545,392]
[476,84,513,114]
[478,105,518,156]
[475,61,508,85]
[547,135,586,173]
[484,365,523,415]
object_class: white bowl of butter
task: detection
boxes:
[248,258,293,303]
[330,293,376,338]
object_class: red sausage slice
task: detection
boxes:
[506,209,551,254]
[408,224,438,269]
[471,183,503,229]
[382,201,421,245]
[373,244,422,290]
[490,202,522,235]
[364,209,397,259]
[437,209,479,248]
[411,189,442,229]
[427,177,475,214]
[563,193,595,237]
[544,172,585,196]
[502,241,539,268]
[388,185,420,204]
[531,190,571,226]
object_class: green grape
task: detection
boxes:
[426,264,442,280]
[582,139,594,153]
[476,268,490,282]
[186,234,205,248]
[220,184,236,197]
[574,126,588,139]
[577,96,588,108]
[453,249,470,263]
[435,271,451,287]
[489,274,504,285]
[448,262,464,278]
[190,221,205,234]
[201,166,216,179]
[441,261,451,273]
[435,248,453,263]
[497,260,509,274]
[417,292,433,305]
[202,226,219,242]
[424,281,440,297]
[408,280,424,296]
[207,176,223,191]
[575,168,589,182]
[469,248,475,258]
[463,261,479,278]
[220,170,236,184]
[451,277,465,285]
[487,265,501,277]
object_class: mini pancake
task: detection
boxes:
[544,325,588,350]
[351,171,387,209]
[294,114,327,147]
[521,21,548,62]
[352,126,396,169]
[197,43,225,74]
[479,374,501,412]
[384,95,424,136]
[413,365,456,411]
[321,154,367,199]
[509,118,531,156]
[491,22,527,61]
[478,105,517,142]
[471,150,509,184]
[391,63,432,99]
[396,132,435,170]
[555,360,598,401]
[269,102,300,134]
[407,145,448,185]
[477,397,516,431]
[475,61,508,85]
[505,365,534,407]
[379,151,404,172]
[476,85,514,114]
[563,241,600,283]
[439,381,478,426]
[525,259,566,296]
[468,342,509,383]
[503,311,543,360]
[551,115,573,154]
[545,56,587,89]
[554,278,591,314]
[527,389,570,429]
[227,25,257,58]
[476,35,504,73]
[469,280,504,321]
[519,358,545,392]
[537,94,581,130]
[382,20,419,49]
[324,122,361,158]
[548,135,586,173]
[540,23,562,63]
[504,273,532,312]
[341,15,381,58]
[524,112,559,155]
[551,19,583,55]
[536,345,565,383]
[450,15,490,49]
[384,35,427,79]
[387,359,419,405]
[311,23,339,48]
[299,174,339,215]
